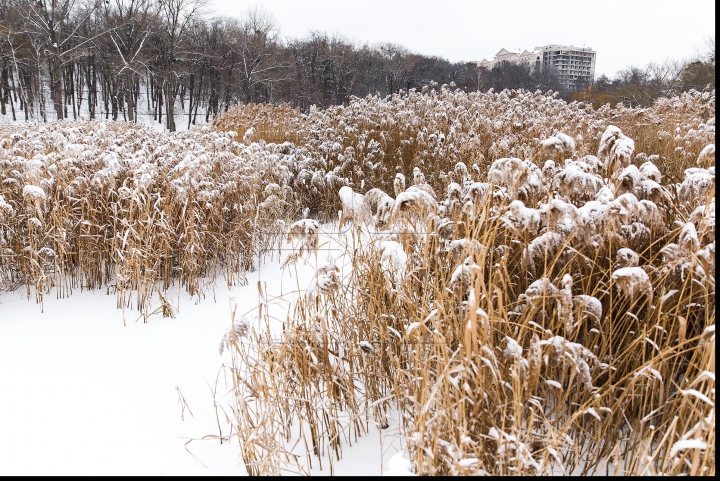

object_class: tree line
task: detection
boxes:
[0,1,714,130]
[571,38,715,109]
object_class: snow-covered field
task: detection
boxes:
[1,284,242,475]
[0,88,715,476]
[0,228,408,475]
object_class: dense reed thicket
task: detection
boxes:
[0,87,714,475]
[0,121,303,318]
[216,88,715,475]
[214,87,715,218]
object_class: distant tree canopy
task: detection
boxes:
[0,1,714,129]
[678,60,715,92]
[570,37,715,109]
[475,62,564,94]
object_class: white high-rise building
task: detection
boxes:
[477,44,597,91]
[535,44,596,91]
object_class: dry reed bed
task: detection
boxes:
[0,87,714,475]
[218,90,715,475]
[214,87,715,219]
[212,102,304,145]
[0,121,303,317]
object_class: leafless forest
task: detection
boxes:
[0,1,714,130]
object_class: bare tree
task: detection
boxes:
[152,0,206,131]
[230,7,287,104]
[611,59,684,107]
[374,42,415,95]
[98,0,154,122]
[286,32,366,108]
[0,0,30,119]
[14,0,105,120]
[677,36,716,92]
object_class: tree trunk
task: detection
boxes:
[134,78,139,123]
[146,75,152,116]
[164,81,175,131]
[157,86,163,125]
[49,55,64,120]
[75,62,84,116]
[1,67,6,116]
[125,76,135,123]
[112,92,118,121]
[67,64,77,120]
[187,73,194,129]
[20,69,32,121]
[103,78,110,119]
[150,77,156,121]
[10,67,19,103]
[89,63,96,120]
[193,64,205,126]
[38,58,47,122]
[4,67,16,121]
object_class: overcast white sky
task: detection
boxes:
[210,0,714,78]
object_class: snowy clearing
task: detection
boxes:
[0,229,403,475]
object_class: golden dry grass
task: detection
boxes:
[215,88,714,218]
[0,121,296,320]
[218,88,715,476]
[212,103,304,145]
[0,87,714,476]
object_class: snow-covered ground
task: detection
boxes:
[0,89,212,133]
[0,227,404,475]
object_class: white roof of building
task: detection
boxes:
[535,44,596,53]
[487,47,543,62]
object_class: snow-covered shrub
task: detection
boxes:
[488,157,545,206]
[394,172,406,197]
[639,161,662,183]
[364,188,396,228]
[553,162,603,202]
[540,198,580,234]
[616,247,640,268]
[522,231,565,274]
[696,143,715,167]
[391,188,438,225]
[287,219,320,256]
[678,168,714,207]
[447,238,484,266]
[540,131,575,157]
[501,200,541,237]
[542,336,598,390]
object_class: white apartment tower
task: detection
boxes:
[535,44,596,91]
[478,44,597,91]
